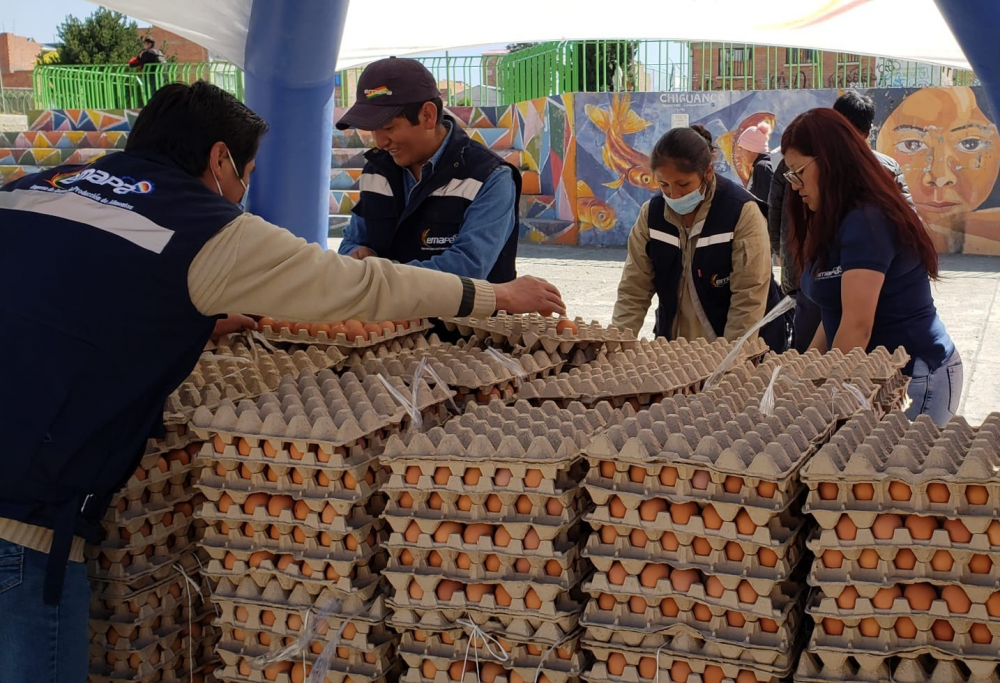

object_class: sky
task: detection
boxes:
[0,0,146,44]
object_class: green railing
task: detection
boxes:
[0,87,36,115]
[33,62,243,110]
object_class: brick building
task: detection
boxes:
[139,27,209,62]
[0,33,42,88]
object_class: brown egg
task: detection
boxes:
[544,559,562,577]
[480,663,505,683]
[525,588,543,610]
[321,504,337,524]
[818,482,839,500]
[736,673,759,683]
[448,661,472,682]
[432,467,451,485]
[493,468,513,486]
[970,554,994,574]
[670,568,700,593]
[737,581,758,604]
[427,492,444,510]
[723,476,744,494]
[276,554,295,571]
[888,481,912,501]
[466,584,492,603]
[555,319,578,335]
[872,586,902,610]
[404,521,421,543]
[248,551,274,568]
[941,585,971,614]
[756,480,777,498]
[514,558,531,573]
[659,467,679,486]
[235,606,250,622]
[705,575,726,598]
[598,593,617,611]
[701,505,724,530]
[217,493,235,513]
[599,525,618,544]
[267,495,294,517]
[670,501,699,525]
[969,622,993,644]
[837,585,860,609]
[408,580,424,600]
[399,549,415,566]
[989,520,1000,547]
[661,532,680,552]
[734,510,757,536]
[546,498,564,516]
[852,482,875,501]
[344,320,367,341]
[859,618,880,637]
[608,562,628,585]
[692,537,712,556]
[691,469,711,490]
[397,492,415,509]
[640,563,670,588]
[944,518,972,543]
[894,548,918,570]
[599,461,617,478]
[835,515,858,541]
[628,595,647,613]
[485,494,503,513]
[692,603,712,622]
[606,653,627,676]
[463,523,492,544]
[871,514,904,541]
[727,610,746,628]
[966,485,990,506]
[640,498,668,521]
[495,585,513,607]
[494,526,512,547]
[523,528,541,550]
[421,660,437,679]
[926,483,951,503]
[524,469,543,488]
[428,551,443,568]
[702,666,726,683]
[660,597,680,617]
[319,531,333,547]
[904,583,937,611]
[454,495,472,512]
[629,465,647,484]
[757,547,779,568]
[457,553,473,570]
[760,618,779,633]
[932,619,956,641]
[823,618,845,636]
[433,521,463,543]
[403,466,421,485]
[243,492,270,514]
[288,444,306,461]
[436,579,462,601]
[894,617,918,639]
[987,591,1000,617]
[223,552,237,570]
[625,528,648,548]
[669,661,692,683]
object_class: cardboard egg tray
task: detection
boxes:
[190,369,455,448]
[165,353,271,425]
[217,627,396,664]
[809,544,1000,591]
[104,484,200,533]
[796,649,1000,683]
[388,573,587,618]
[807,585,1000,630]
[385,459,585,498]
[399,629,585,674]
[87,530,197,583]
[762,345,910,384]
[808,510,1000,554]
[385,524,581,562]
[803,411,1000,519]
[383,486,585,526]
[202,430,388,471]
[215,642,395,683]
[384,515,583,548]
[216,331,348,375]
[386,541,584,585]
[117,447,202,499]
[584,526,805,585]
[88,629,186,680]
[400,660,578,683]
[90,572,204,624]
[807,624,1000,677]
[582,632,798,683]
[382,422,595,465]
[196,456,384,502]
[145,424,198,457]
[209,574,379,617]
[438,312,636,355]
[88,606,206,651]
[580,598,801,657]
[261,317,432,348]
[98,504,198,549]
[199,516,382,559]
[389,604,582,647]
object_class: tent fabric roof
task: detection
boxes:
[90,0,970,71]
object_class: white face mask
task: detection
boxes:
[210,150,249,211]
[663,185,705,215]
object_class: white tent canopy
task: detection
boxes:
[90,0,971,72]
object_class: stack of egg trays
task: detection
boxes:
[438,312,636,357]
[351,341,564,407]
[517,336,770,410]
[261,317,433,349]
[579,366,845,683]
[87,426,219,682]
[190,369,458,683]
[381,399,624,683]
[799,410,1000,681]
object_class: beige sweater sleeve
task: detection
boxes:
[723,202,772,340]
[612,202,657,337]
[188,214,496,321]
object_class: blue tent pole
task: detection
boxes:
[934,0,1000,118]
[243,0,350,246]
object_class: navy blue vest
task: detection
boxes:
[647,176,789,349]
[0,151,240,601]
[353,117,520,284]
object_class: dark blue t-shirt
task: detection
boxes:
[800,205,953,373]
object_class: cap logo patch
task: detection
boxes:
[364,86,392,99]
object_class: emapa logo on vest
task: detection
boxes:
[50,169,155,195]
[422,229,457,248]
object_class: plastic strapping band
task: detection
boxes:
[378,373,422,435]
[418,358,462,415]
[654,641,671,683]
[174,562,201,683]
[759,365,782,416]
[842,381,872,412]
[251,598,347,669]
[486,347,529,390]
[199,353,254,381]
[532,631,572,683]
[307,603,367,683]
[704,295,797,391]
[455,618,509,683]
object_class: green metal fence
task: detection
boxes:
[34,45,980,111]
[0,88,36,114]
[33,62,244,110]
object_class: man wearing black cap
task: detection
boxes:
[337,57,520,283]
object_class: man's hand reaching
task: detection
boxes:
[493,276,566,317]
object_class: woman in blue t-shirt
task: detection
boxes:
[779,108,962,427]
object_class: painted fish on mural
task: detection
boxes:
[584,94,658,192]
[716,112,778,186]
[577,181,618,231]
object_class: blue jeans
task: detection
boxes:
[0,538,90,682]
[906,350,964,428]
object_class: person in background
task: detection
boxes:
[0,80,563,683]
[613,125,787,349]
[130,37,166,68]
[337,57,520,283]
[770,90,914,352]
[781,108,961,426]
[736,121,774,206]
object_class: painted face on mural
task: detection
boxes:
[876,87,1000,228]
[782,148,821,212]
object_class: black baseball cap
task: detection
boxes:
[336,57,440,130]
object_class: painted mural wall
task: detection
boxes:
[572,87,1000,254]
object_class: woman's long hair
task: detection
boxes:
[780,108,938,278]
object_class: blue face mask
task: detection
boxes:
[210,149,250,212]
[663,185,704,215]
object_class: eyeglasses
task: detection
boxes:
[783,157,817,187]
